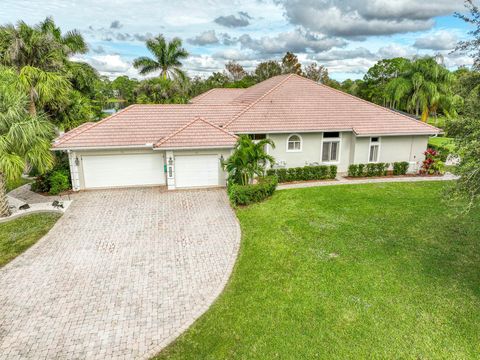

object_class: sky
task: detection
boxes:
[0,0,475,81]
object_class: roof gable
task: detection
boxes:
[155,117,238,149]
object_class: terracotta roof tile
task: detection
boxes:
[53,74,439,150]
[155,117,237,149]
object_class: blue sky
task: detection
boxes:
[0,0,475,81]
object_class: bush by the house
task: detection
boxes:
[31,153,72,195]
[266,165,337,183]
[348,163,389,177]
[228,176,278,206]
[393,162,409,175]
[421,148,445,175]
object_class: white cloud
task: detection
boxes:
[413,30,459,50]
[187,30,219,46]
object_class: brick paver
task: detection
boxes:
[0,188,240,359]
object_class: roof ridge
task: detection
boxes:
[224,74,294,129]
[290,73,440,132]
[53,105,137,147]
[154,116,237,147]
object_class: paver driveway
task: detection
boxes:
[0,188,240,359]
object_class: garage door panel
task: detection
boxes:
[82,153,165,189]
[175,155,219,188]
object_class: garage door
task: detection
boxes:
[175,155,220,188]
[82,153,165,189]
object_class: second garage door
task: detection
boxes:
[175,155,220,188]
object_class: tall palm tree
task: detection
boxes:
[384,57,459,122]
[0,67,54,217]
[223,136,275,185]
[133,35,189,80]
[0,18,77,115]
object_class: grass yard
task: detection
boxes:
[428,136,455,152]
[157,182,480,359]
[0,213,60,267]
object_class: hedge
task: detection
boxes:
[266,165,337,183]
[393,162,409,175]
[348,163,389,177]
[228,176,278,206]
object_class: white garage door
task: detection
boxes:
[175,155,220,188]
[82,153,165,189]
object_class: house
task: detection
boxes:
[52,74,440,190]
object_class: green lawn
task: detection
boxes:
[428,136,455,152]
[6,177,32,193]
[157,182,480,359]
[0,213,60,267]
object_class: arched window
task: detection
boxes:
[287,134,302,151]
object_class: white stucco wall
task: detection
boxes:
[354,135,428,169]
[267,132,353,172]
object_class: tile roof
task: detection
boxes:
[226,74,440,136]
[155,117,237,149]
[53,74,440,149]
[190,88,246,105]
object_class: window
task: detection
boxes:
[322,141,339,162]
[323,132,340,138]
[322,132,340,162]
[249,134,267,140]
[287,134,302,151]
[369,137,380,162]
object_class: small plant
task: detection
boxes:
[421,148,445,175]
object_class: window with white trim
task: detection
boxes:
[369,137,380,162]
[287,134,302,151]
[322,132,340,162]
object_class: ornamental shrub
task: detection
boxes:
[48,170,71,195]
[393,162,409,175]
[348,164,358,177]
[348,163,389,177]
[421,148,445,175]
[228,175,278,206]
[267,165,336,183]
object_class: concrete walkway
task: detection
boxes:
[277,173,458,190]
[0,188,240,360]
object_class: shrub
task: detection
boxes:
[348,163,389,177]
[421,148,445,175]
[48,170,70,195]
[228,176,278,206]
[267,165,336,183]
[393,162,409,175]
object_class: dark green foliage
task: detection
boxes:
[348,163,389,177]
[31,153,71,194]
[47,170,70,195]
[393,162,409,175]
[267,165,336,183]
[228,176,278,206]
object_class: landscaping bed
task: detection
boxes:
[157,182,480,359]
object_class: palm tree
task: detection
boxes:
[0,18,77,115]
[0,67,54,217]
[223,136,275,185]
[133,35,189,80]
[383,57,459,122]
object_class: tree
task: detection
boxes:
[111,75,139,104]
[0,18,78,116]
[254,60,282,81]
[383,57,460,121]
[446,117,480,211]
[455,0,480,70]
[222,135,275,185]
[133,35,189,80]
[281,52,302,75]
[304,62,329,83]
[135,77,188,104]
[0,67,54,217]
[225,61,246,81]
